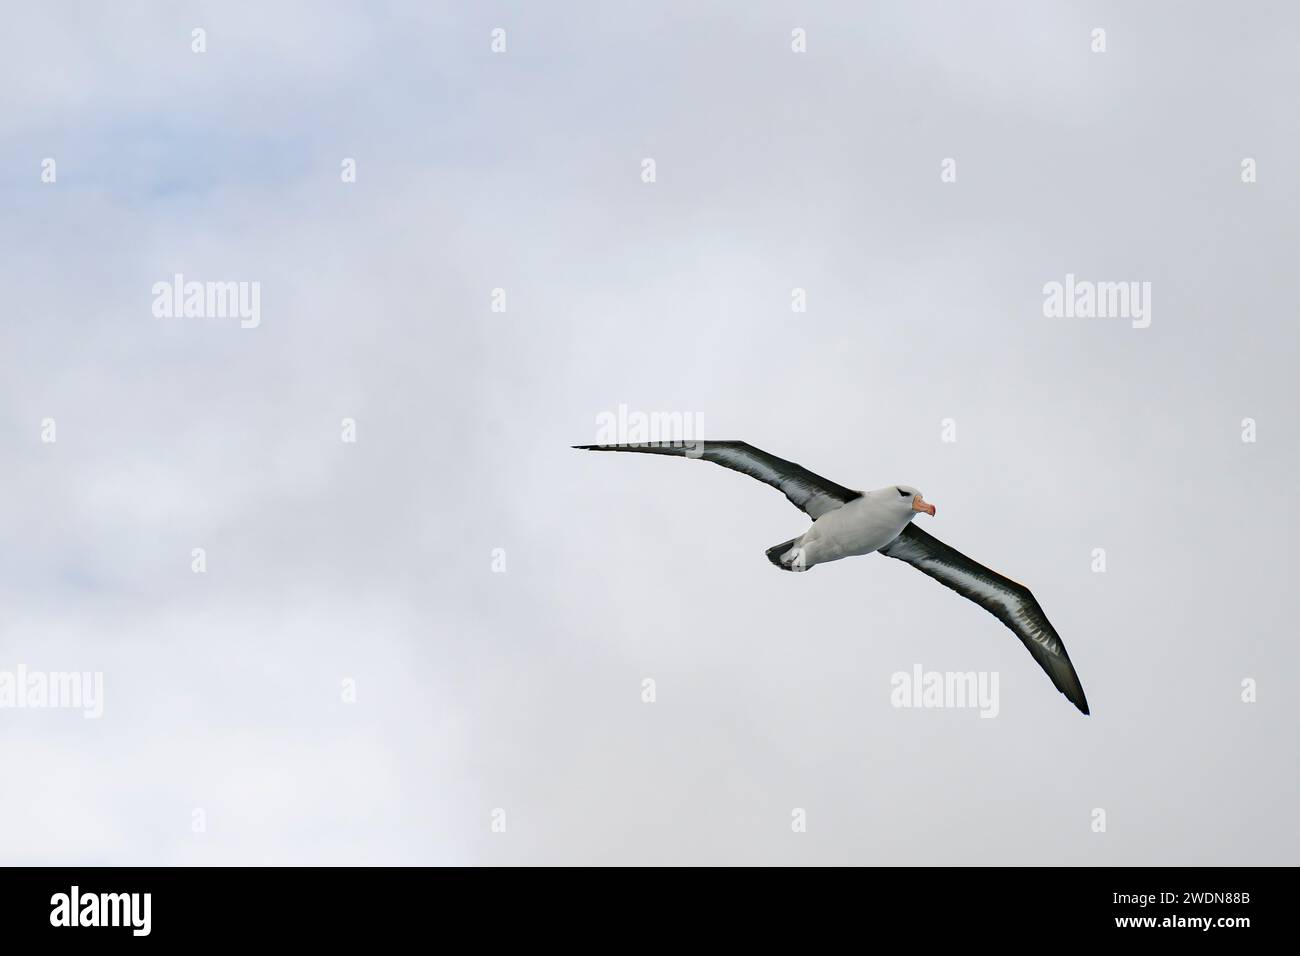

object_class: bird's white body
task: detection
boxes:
[783,487,919,568]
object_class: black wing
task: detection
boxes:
[879,523,1089,714]
[572,440,861,519]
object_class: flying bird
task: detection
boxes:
[573,440,1089,714]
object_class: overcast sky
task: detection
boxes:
[1,2,1297,865]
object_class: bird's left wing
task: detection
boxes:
[572,440,861,519]
[878,523,1090,714]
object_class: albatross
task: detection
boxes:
[573,440,1089,714]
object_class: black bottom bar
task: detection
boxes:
[0,865,1281,942]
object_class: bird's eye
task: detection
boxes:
[898,488,911,497]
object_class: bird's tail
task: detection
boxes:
[765,537,805,572]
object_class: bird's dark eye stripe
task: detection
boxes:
[898,488,911,497]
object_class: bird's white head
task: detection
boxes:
[889,485,936,518]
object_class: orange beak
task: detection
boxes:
[913,495,936,517]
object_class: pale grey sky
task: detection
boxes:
[1,1,1296,865]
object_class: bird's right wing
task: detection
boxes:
[878,523,1089,714]
[572,440,862,519]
